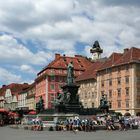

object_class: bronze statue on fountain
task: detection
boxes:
[54,61,82,113]
[99,94,109,114]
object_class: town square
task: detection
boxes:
[0,126,140,140]
[0,0,140,140]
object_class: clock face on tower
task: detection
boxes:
[93,53,98,59]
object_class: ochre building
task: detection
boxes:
[97,47,140,115]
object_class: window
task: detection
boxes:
[126,100,129,108]
[59,69,62,73]
[117,78,121,85]
[63,77,67,82]
[117,88,121,97]
[50,84,55,90]
[59,76,63,82]
[50,69,54,75]
[125,88,129,96]
[59,84,62,90]
[118,67,121,73]
[50,76,55,81]
[84,93,87,98]
[51,96,54,101]
[126,65,129,71]
[101,91,104,96]
[109,80,112,86]
[92,103,94,108]
[84,102,87,108]
[50,93,54,97]
[101,81,104,87]
[87,92,89,98]
[137,100,140,105]
[64,70,67,74]
[109,101,112,108]
[118,101,121,108]
[92,92,94,98]
[125,76,129,84]
[108,69,112,74]
[109,90,112,98]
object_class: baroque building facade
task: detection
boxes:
[97,47,140,115]
[76,61,104,108]
[35,53,92,109]
[26,82,36,110]
[18,85,30,110]
[0,83,28,110]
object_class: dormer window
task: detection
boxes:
[50,69,55,75]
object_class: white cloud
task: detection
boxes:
[83,45,91,57]
[20,64,36,74]
[0,0,140,86]
[0,68,22,84]
[0,34,52,65]
[0,0,73,32]
[0,0,139,56]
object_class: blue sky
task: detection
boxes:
[0,0,140,86]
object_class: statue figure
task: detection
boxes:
[67,61,74,85]
[36,96,44,113]
[53,92,65,112]
[100,95,107,107]
[99,94,109,113]
[54,92,64,106]
[64,91,71,104]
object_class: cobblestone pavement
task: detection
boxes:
[0,126,140,140]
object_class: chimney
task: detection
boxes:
[55,53,61,60]
[75,55,83,58]
[124,48,129,53]
[2,85,6,88]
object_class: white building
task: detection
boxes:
[18,89,29,109]
[4,89,18,110]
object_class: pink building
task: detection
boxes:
[35,54,92,109]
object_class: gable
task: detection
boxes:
[5,89,12,97]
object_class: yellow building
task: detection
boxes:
[76,61,104,108]
[97,47,140,115]
[26,83,36,110]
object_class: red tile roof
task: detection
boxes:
[98,47,140,71]
[76,60,104,81]
[98,53,123,71]
[114,47,140,66]
[0,86,7,96]
[37,54,92,75]
[76,47,140,82]
[0,83,29,97]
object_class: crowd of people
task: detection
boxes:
[53,115,140,132]
[55,117,96,132]
[1,110,140,133]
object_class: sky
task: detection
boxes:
[0,0,140,86]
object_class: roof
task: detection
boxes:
[76,60,104,82]
[37,54,92,75]
[0,86,7,96]
[98,47,140,71]
[114,47,140,66]
[0,83,29,96]
[98,53,123,70]
[76,47,140,82]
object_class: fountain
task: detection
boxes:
[54,61,82,114]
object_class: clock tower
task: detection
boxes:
[90,41,103,61]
